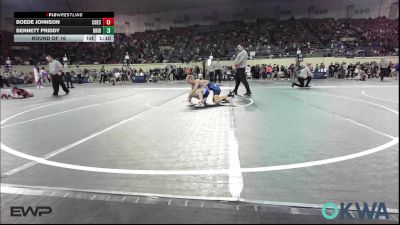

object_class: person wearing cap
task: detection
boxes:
[46,55,69,96]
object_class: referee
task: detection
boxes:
[46,55,69,96]
[230,44,252,96]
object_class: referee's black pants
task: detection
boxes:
[51,75,69,95]
[233,68,251,94]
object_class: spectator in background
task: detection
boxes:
[328,63,334,77]
[280,65,286,79]
[76,64,82,84]
[272,64,278,79]
[1,17,398,65]
[99,66,107,83]
[64,63,74,88]
[83,68,89,82]
[33,64,43,89]
[214,59,222,83]
[40,67,50,83]
[341,62,348,79]
[23,71,33,84]
[379,57,389,81]
[0,71,11,88]
[207,61,215,83]
[255,64,261,80]
[245,65,252,79]
[375,63,381,79]
[320,63,326,76]
[289,64,296,80]
[266,64,273,79]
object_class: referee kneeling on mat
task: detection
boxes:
[230,44,252,97]
[292,63,313,88]
[46,55,69,96]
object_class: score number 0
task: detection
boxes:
[102,18,114,26]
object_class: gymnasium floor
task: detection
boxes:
[0,78,399,222]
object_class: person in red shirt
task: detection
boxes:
[265,65,273,79]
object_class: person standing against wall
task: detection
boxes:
[76,64,82,84]
[33,64,43,89]
[379,57,389,82]
[207,60,215,83]
[99,66,106,83]
[214,59,222,83]
[230,44,252,97]
[64,63,74,88]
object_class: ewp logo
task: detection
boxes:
[10,206,52,217]
[321,202,389,220]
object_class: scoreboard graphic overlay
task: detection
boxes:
[14,12,114,42]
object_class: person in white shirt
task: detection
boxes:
[245,65,251,79]
[207,61,215,83]
[76,64,82,84]
[292,63,313,88]
[33,64,43,89]
[231,44,252,96]
[213,59,223,83]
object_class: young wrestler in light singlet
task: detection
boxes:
[186,75,230,107]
